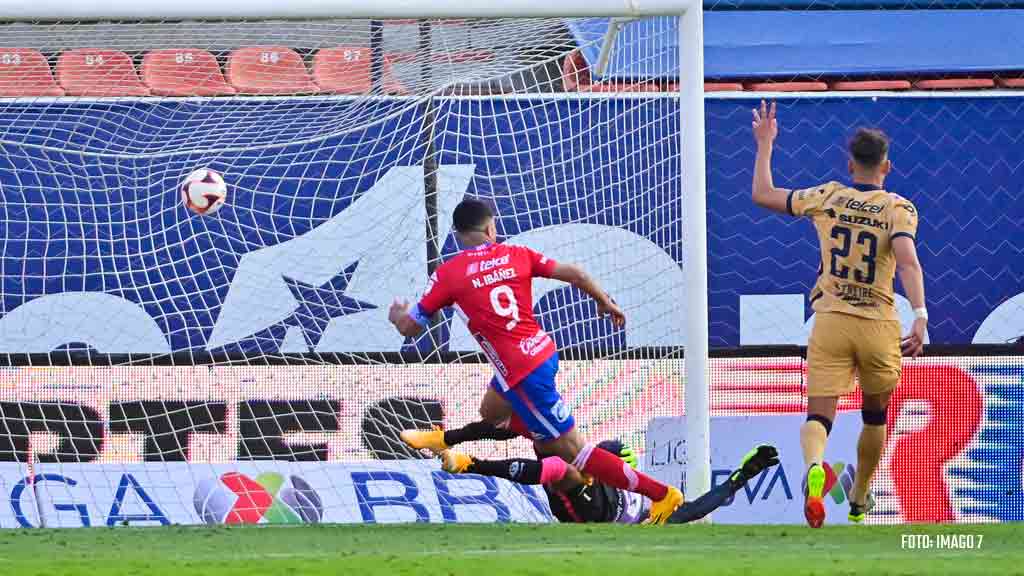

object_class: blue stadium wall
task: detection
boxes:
[1,95,1022,354]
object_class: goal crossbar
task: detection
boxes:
[0,0,698,21]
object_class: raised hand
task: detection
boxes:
[752,100,778,147]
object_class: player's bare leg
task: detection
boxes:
[849,391,891,522]
[803,395,838,528]
[538,428,683,525]
[479,386,515,425]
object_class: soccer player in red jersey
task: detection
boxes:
[389,198,683,524]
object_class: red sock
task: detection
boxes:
[574,445,669,501]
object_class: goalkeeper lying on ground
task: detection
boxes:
[402,424,779,524]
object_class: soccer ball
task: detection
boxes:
[181,168,227,215]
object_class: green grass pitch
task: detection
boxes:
[4,523,1021,576]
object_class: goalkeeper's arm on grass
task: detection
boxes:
[667,444,780,524]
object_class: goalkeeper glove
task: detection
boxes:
[731,444,780,485]
[618,444,638,469]
[596,439,639,469]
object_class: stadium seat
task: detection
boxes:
[313,47,372,94]
[226,46,318,95]
[703,82,745,92]
[663,82,744,92]
[745,81,829,92]
[142,49,235,96]
[562,50,590,91]
[56,49,150,96]
[0,48,64,97]
[563,51,668,93]
[828,80,912,91]
[314,47,424,94]
[997,76,1024,88]
[914,78,995,90]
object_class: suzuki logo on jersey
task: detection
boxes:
[839,213,889,230]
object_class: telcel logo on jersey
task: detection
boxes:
[842,198,884,214]
[477,254,510,272]
[194,472,323,525]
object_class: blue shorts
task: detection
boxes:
[490,354,574,442]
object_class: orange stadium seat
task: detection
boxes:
[313,49,416,95]
[829,79,912,91]
[142,49,235,96]
[562,50,591,91]
[0,48,64,97]
[563,51,673,93]
[703,82,745,92]
[663,82,744,92]
[313,47,373,94]
[997,76,1024,88]
[745,81,828,92]
[227,46,318,95]
[914,78,995,90]
[57,49,150,96]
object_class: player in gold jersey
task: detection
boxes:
[750,101,927,527]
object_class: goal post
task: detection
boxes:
[679,3,710,504]
[0,0,710,526]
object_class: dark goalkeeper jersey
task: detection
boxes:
[545,481,646,524]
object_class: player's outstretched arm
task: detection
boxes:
[388,299,426,338]
[894,237,927,357]
[668,444,780,524]
[751,100,792,214]
[548,263,625,327]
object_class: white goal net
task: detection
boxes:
[0,16,692,526]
